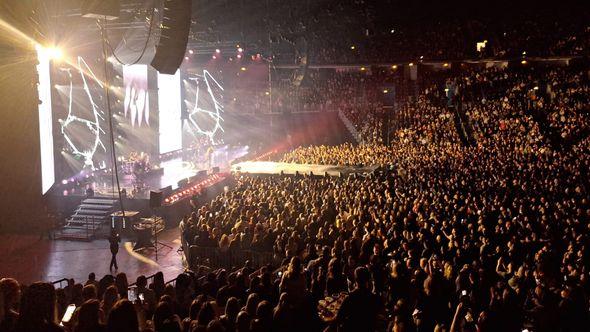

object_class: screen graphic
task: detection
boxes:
[186,70,224,142]
[157,70,182,154]
[123,64,149,127]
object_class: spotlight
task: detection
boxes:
[391,65,397,69]
[39,45,63,60]
[240,67,246,71]
[184,56,189,60]
[238,47,243,53]
[383,89,389,94]
[521,60,527,65]
[215,49,221,53]
[350,45,356,50]
[237,54,242,59]
[409,62,414,66]
[212,55,217,59]
[188,49,194,54]
[443,63,449,67]
[360,67,366,71]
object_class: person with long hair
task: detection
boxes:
[279,257,307,306]
[153,301,182,332]
[106,299,139,332]
[74,299,105,332]
[0,278,20,332]
[101,285,119,322]
[114,273,128,299]
[14,282,63,332]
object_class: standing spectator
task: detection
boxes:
[14,282,63,332]
[0,278,20,332]
[336,267,382,332]
[74,299,105,332]
[106,299,139,332]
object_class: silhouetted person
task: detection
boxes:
[109,229,120,271]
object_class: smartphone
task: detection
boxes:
[139,293,145,301]
[60,304,76,326]
[128,287,137,302]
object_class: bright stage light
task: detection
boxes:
[240,67,246,71]
[188,49,194,54]
[238,47,243,53]
[215,49,221,53]
[237,54,242,59]
[37,45,63,60]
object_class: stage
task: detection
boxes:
[56,145,249,199]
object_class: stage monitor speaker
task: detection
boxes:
[81,0,120,20]
[150,0,192,74]
[149,190,163,208]
[160,185,173,198]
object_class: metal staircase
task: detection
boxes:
[55,197,118,241]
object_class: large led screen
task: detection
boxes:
[36,45,55,194]
[157,70,182,154]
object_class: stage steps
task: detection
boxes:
[55,197,119,241]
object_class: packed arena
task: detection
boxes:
[0,0,589,332]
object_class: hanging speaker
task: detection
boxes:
[150,0,192,74]
[81,0,120,20]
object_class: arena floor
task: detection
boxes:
[0,228,185,285]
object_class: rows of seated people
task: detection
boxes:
[193,0,589,64]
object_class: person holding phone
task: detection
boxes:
[109,229,121,271]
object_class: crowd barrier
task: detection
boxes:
[186,244,278,270]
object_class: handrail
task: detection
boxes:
[51,278,69,288]
[128,272,159,288]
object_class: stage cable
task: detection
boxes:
[102,0,157,66]
[99,17,126,220]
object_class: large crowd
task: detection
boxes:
[177,60,590,332]
[2,3,590,331]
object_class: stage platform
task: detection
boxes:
[231,161,379,176]
[57,145,248,200]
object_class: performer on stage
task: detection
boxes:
[109,229,121,271]
[206,145,214,169]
